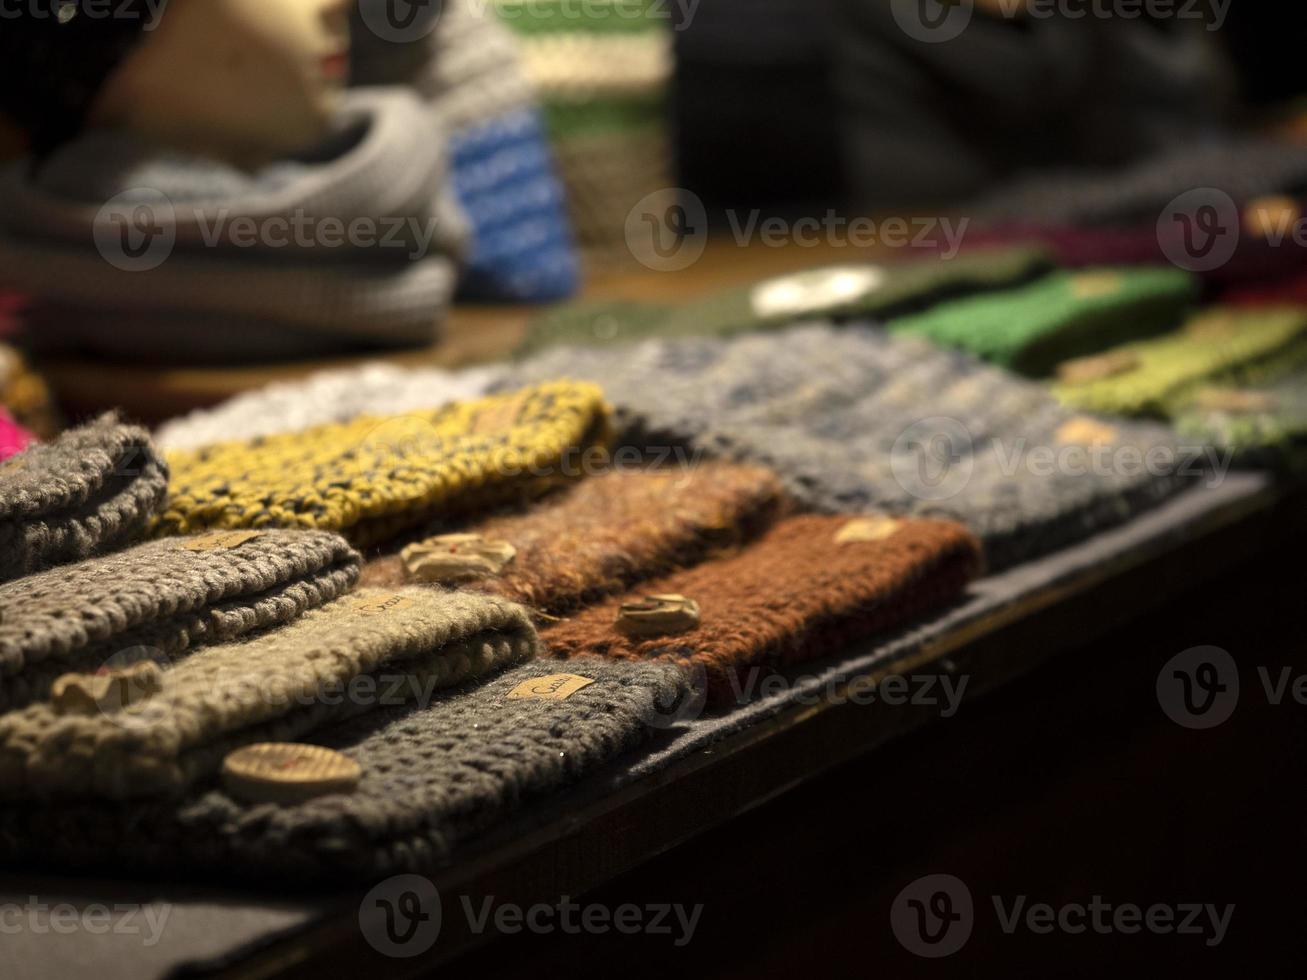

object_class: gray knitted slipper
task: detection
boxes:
[0,413,168,582]
[0,529,361,713]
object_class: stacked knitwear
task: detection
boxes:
[0,588,540,800]
[0,529,361,712]
[1174,373,1307,473]
[351,0,579,302]
[887,267,1197,376]
[544,514,983,704]
[154,362,506,452]
[0,658,686,879]
[361,463,788,616]
[494,0,673,266]
[0,407,33,460]
[516,247,1053,355]
[501,325,1195,570]
[156,382,611,547]
[1054,308,1307,418]
[0,414,168,582]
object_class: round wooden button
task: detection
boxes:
[1056,350,1140,386]
[221,744,361,805]
[401,533,517,585]
[615,594,701,639]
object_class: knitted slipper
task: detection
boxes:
[0,587,539,800]
[1174,373,1307,474]
[0,658,686,879]
[515,246,1053,355]
[1054,307,1307,418]
[360,462,788,616]
[154,362,506,452]
[542,514,983,705]
[501,325,1193,570]
[0,413,169,582]
[0,407,33,461]
[0,528,361,713]
[887,267,1197,376]
[157,382,611,547]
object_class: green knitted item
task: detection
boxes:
[1174,372,1307,473]
[516,247,1054,355]
[495,0,665,36]
[1054,307,1307,418]
[888,267,1197,377]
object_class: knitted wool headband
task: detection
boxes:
[1054,307,1307,418]
[157,382,611,547]
[360,462,788,617]
[515,246,1053,355]
[887,266,1197,377]
[0,0,157,155]
[542,514,984,705]
[0,413,168,582]
[0,587,540,800]
[500,324,1193,570]
[154,362,507,452]
[0,528,360,713]
[0,658,686,879]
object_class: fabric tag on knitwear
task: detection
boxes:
[1056,417,1121,447]
[354,594,417,615]
[506,673,597,701]
[834,516,903,544]
[1069,271,1124,299]
[180,531,263,552]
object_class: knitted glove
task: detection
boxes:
[543,514,983,704]
[0,588,540,800]
[157,382,611,547]
[1054,307,1307,418]
[0,529,360,713]
[0,414,168,582]
[516,246,1053,355]
[888,266,1197,376]
[0,658,685,879]
[361,462,788,616]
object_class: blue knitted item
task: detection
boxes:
[450,108,580,303]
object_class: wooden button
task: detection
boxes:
[615,594,701,639]
[1194,388,1280,415]
[401,534,517,585]
[1056,416,1120,446]
[1068,271,1123,300]
[221,743,361,805]
[51,662,163,716]
[835,515,903,544]
[1056,350,1140,386]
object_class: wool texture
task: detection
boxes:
[0,414,169,583]
[350,0,580,302]
[0,587,540,800]
[0,91,466,361]
[543,514,983,704]
[154,362,506,452]
[0,407,33,461]
[0,529,360,714]
[361,463,788,616]
[1054,307,1307,418]
[157,382,611,548]
[971,138,1307,226]
[0,340,59,439]
[517,247,1053,355]
[0,658,685,879]
[888,266,1197,376]
[1174,372,1307,473]
[500,324,1193,570]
